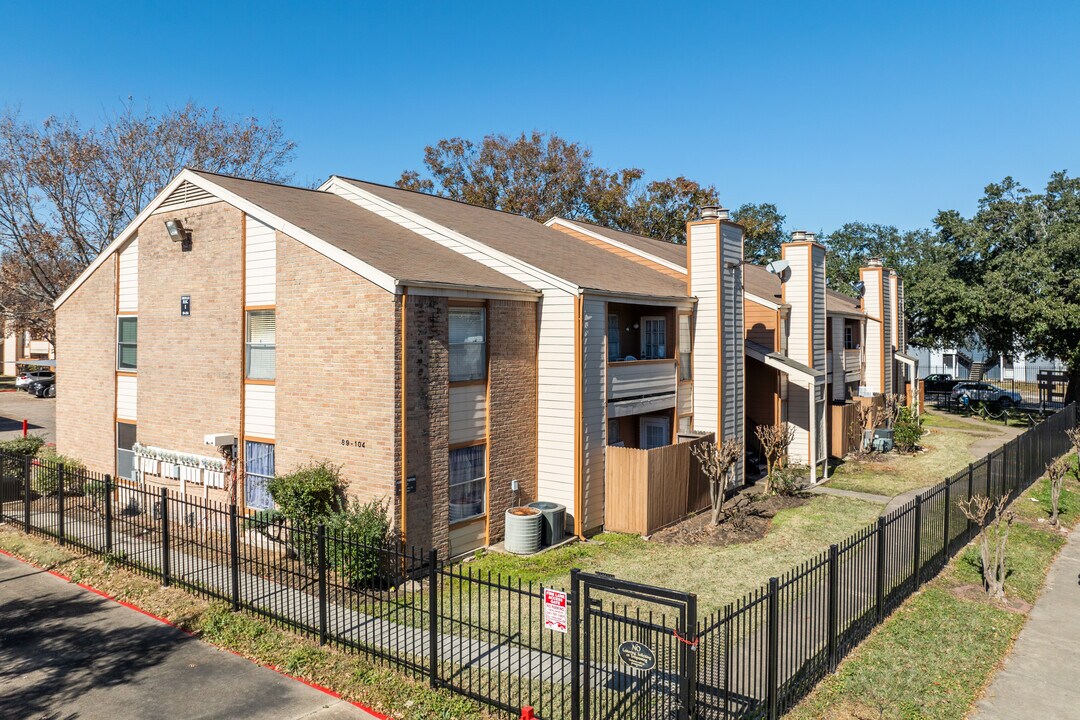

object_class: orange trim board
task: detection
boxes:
[0,548,391,720]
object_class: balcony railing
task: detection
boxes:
[843,348,862,373]
[607,359,677,401]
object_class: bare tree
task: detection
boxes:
[1067,427,1080,482]
[755,423,796,495]
[691,438,743,525]
[958,493,1015,600]
[882,393,902,428]
[0,102,296,341]
[1046,456,1071,527]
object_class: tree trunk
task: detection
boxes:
[1066,368,1079,406]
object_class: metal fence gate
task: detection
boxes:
[572,570,698,720]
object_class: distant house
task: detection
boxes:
[1,331,54,377]
[53,169,911,556]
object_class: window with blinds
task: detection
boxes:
[679,315,692,380]
[117,317,138,370]
[246,310,276,380]
[449,307,486,382]
[449,444,486,522]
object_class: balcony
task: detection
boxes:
[843,349,862,374]
[607,359,678,401]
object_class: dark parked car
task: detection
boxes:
[28,377,55,398]
[923,373,963,393]
[17,370,53,391]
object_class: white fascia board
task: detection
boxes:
[54,173,191,309]
[583,289,694,309]
[545,217,687,275]
[745,292,781,311]
[55,170,400,311]
[324,177,580,295]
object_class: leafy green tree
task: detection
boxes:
[397,131,719,243]
[731,202,786,263]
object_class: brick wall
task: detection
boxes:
[275,231,399,511]
[403,295,450,552]
[56,255,117,474]
[138,203,243,477]
[486,299,538,542]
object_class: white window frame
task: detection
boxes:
[449,307,487,383]
[246,309,276,381]
[640,316,666,360]
[639,416,671,450]
[678,313,692,380]
[449,444,487,523]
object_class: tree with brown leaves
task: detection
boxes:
[691,438,743,525]
[0,102,295,342]
[958,493,1015,600]
[755,423,796,495]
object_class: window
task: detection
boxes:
[640,416,670,449]
[449,444,486,522]
[678,315,692,380]
[608,419,623,447]
[607,314,621,361]
[117,317,138,370]
[678,415,692,434]
[449,307,486,382]
[844,325,854,350]
[641,316,666,360]
[244,441,275,510]
[116,422,136,480]
[246,310,276,380]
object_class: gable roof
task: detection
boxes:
[547,218,689,269]
[745,264,783,304]
[334,178,689,299]
[826,288,864,316]
[54,169,535,309]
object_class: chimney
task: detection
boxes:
[687,207,745,483]
[859,262,894,394]
[780,231,827,479]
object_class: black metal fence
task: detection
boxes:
[0,402,1075,720]
[920,364,1069,408]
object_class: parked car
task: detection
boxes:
[28,377,55,398]
[951,381,1022,407]
[16,371,53,389]
[923,373,962,393]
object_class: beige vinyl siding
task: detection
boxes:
[788,383,810,463]
[811,247,827,371]
[116,374,137,421]
[117,238,138,313]
[881,271,894,393]
[449,384,487,445]
[244,384,276,439]
[861,268,884,393]
[536,292,577,519]
[785,246,810,366]
[245,217,276,306]
[449,517,486,558]
[580,297,607,533]
[689,222,719,433]
[720,224,745,484]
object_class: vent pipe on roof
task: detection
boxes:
[698,205,730,221]
[868,257,884,267]
[790,230,816,242]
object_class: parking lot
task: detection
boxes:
[0,388,54,443]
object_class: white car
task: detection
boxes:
[15,371,53,389]
[951,382,1023,407]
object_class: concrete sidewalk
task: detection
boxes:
[0,552,377,720]
[971,524,1080,719]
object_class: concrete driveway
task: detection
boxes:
[0,552,376,719]
[0,389,54,443]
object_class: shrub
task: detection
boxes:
[31,447,86,496]
[0,434,46,458]
[267,462,343,528]
[326,499,394,588]
[770,464,806,496]
[893,406,925,452]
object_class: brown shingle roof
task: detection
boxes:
[191,171,533,293]
[338,179,689,298]
[558,219,689,268]
[827,288,864,315]
[745,264,783,303]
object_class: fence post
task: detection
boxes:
[875,516,886,622]
[104,474,113,554]
[57,464,65,546]
[723,603,733,718]
[317,523,327,645]
[229,504,241,611]
[685,592,698,720]
[160,487,170,586]
[943,480,952,557]
[827,544,839,671]
[22,455,31,533]
[428,548,440,689]
[912,495,922,589]
[570,568,581,720]
[966,464,974,538]
[767,576,780,720]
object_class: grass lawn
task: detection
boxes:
[825,412,1002,498]
[0,525,494,720]
[466,494,883,615]
[790,456,1080,720]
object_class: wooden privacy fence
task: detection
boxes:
[604,433,714,535]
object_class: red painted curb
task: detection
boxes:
[0,546,391,719]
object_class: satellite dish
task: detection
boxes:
[765,259,790,281]
[853,280,866,298]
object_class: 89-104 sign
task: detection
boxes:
[340,439,367,448]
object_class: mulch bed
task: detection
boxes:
[648,493,810,547]
[949,583,1032,614]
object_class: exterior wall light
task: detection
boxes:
[164,219,192,251]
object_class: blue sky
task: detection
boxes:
[2,1,1078,233]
